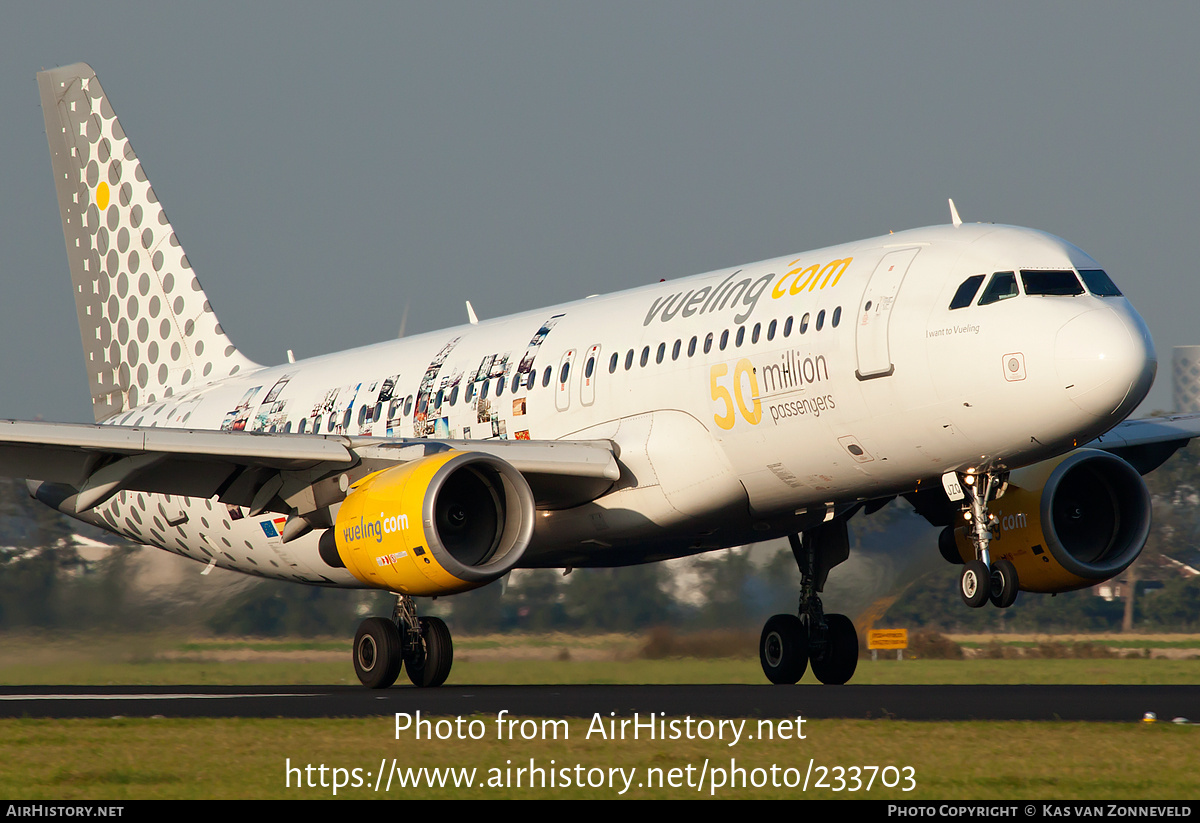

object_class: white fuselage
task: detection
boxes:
[82,223,1156,588]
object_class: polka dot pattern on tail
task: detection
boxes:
[38,63,259,422]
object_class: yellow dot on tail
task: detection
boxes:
[95,181,110,210]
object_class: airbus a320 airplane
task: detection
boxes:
[8,63,1195,689]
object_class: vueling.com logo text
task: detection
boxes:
[642,257,853,327]
[344,513,410,544]
[771,257,852,299]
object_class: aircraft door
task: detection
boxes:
[555,348,577,412]
[855,247,920,380]
[580,344,601,406]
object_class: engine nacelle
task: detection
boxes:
[332,450,535,595]
[948,449,1150,593]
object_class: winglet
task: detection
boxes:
[466,301,479,325]
[949,198,963,227]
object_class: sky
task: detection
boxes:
[1,3,1198,422]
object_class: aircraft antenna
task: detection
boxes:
[398,300,411,338]
[949,198,963,227]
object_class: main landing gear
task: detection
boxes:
[951,469,1020,610]
[760,523,859,686]
[353,595,454,689]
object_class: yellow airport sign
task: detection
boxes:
[867,629,908,650]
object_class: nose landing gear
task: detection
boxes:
[955,469,1020,610]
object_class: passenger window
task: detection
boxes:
[450,385,459,405]
[481,380,491,400]
[752,323,761,344]
[672,340,681,360]
[542,366,552,387]
[466,383,476,401]
[404,396,414,416]
[784,316,793,337]
[949,274,986,309]
[625,349,634,370]
[525,371,535,390]
[799,313,810,334]
[816,310,825,331]
[496,378,504,397]
[1080,269,1122,296]
[720,330,729,350]
[585,357,595,378]
[609,353,618,373]
[656,343,665,364]
[704,333,713,354]
[978,272,1019,305]
[298,418,307,434]
[559,363,570,383]
[736,327,745,347]
[688,336,697,357]
[767,320,776,341]
[1021,270,1084,296]
[640,346,650,367]
[832,306,841,327]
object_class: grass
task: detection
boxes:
[2,631,1199,686]
[951,633,1200,651]
[1,717,1196,799]
[1,632,1198,799]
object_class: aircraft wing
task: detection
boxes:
[1089,412,1200,474]
[0,420,620,519]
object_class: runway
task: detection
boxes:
[2,684,1198,722]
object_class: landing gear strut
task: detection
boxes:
[955,469,1019,610]
[352,595,455,689]
[760,522,859,685]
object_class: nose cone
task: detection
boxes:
[1055,308,1156,419]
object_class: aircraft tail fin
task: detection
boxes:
[37,63,259,422]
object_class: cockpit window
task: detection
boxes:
[978,271,1019,305]
[949,275,986,309]
[1021,270,1085,296]
[1079,269,1123,297]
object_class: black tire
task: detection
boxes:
[406,616,454,688]
[938,526,964,565]
[760,614,807,684]
[810,613,859,685]
[353,617,403,689]
[960,559,990,608]
[989,558,1020,609]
